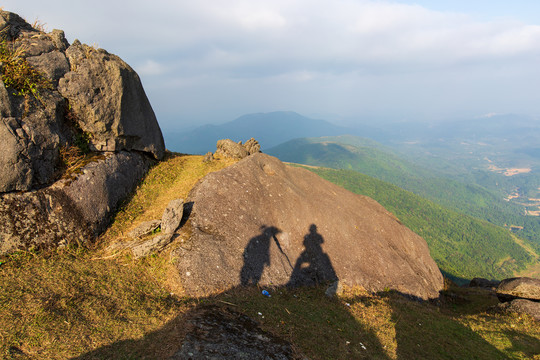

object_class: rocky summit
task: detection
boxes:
[175,153,444,300]
[0,11,165,254]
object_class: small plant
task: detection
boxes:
[0,39,52,100]
[30,19,47,32]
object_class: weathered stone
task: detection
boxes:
[203,152,214,163]
[0,91,67,193]
[497,299,540,321]
[161,199,184,234]
[0,10,165,254]
[60,151,154,235]
[175,153,444,300]
[15,31,56,57]
[127,220,161,239]
[26,50,70,85]
[131,234,173,259]
[171,305,298,360]
[50,29,69,51]
[469,278,500,289]
[58,42,165,160]
[244,137,261,155]
[497,277,540,302]
[215,139,249,159]
[0,151,154,255]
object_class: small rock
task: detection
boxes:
[215,139,249,159]
[161,199,184,234]
[469,277,500,289]
[244,138,261,155]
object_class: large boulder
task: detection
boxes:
[58,41,165,159]
[0,151,153,255]
[0,10,165,194]
[174,153,444,300]
[497,277,540,302]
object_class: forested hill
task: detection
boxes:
[300,166,537,283]
[268,135,540,253]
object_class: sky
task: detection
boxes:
[3,0,540,130]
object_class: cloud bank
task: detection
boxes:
[3,0,540,127]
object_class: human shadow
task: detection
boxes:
[240,225,281,286]
[287,224,338,287]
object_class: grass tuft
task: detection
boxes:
[0,39,52,100]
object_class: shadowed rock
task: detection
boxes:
[469,278,500,289]
[497,299,540,321]
[0,151,153,255]
[171,305,299,360]
[175,153,444,300]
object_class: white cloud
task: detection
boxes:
[3,0,540,125]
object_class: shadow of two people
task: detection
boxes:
[240,224,338,288]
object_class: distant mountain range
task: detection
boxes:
[164,111,356,154]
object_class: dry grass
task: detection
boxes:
[102,153,237,242]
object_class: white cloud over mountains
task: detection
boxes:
[4,0,540,126]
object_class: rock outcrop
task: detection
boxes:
[0,11,165,254]
[214,138,261,159]
[497,299,540,321]
[174,153,444,300]
[0,10,164,193]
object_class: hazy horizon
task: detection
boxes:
[4,0,540,130]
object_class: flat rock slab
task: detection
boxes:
[497,277,540,302]
[171,306,299,360]
[175,153,443,300]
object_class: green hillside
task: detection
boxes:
[303,166,535,282]
[268,135,540,253]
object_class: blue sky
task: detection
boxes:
[3,1,540,130]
